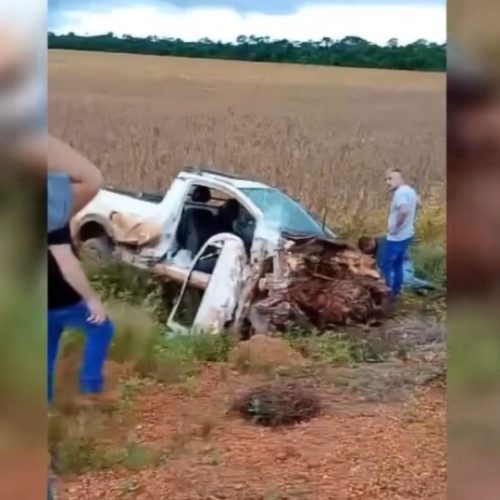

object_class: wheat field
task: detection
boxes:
[49,50,445,238]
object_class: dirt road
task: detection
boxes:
[59,362,445,500]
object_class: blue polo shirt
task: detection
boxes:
[48,171,73,233]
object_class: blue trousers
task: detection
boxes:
[47,301,114,404]
[381,237,413,297]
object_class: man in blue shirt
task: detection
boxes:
[381,169,419,297]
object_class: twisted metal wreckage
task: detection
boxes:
[149,231,390,336]
[235,233,390,335]
[72,169,391,335]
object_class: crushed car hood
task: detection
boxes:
[248,233,391,333]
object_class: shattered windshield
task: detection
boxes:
[241,187,325,235]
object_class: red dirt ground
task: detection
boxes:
[59,364,446,500]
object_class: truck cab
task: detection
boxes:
[72,167,336,333]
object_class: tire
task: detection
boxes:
[79,236,114,264]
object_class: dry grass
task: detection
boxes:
[49,50,445,239]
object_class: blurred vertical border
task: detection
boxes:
[0,1,47,498]
[448,0,500,498]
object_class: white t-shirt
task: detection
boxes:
[387,184,418,241]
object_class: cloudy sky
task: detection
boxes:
[49,0,446,45]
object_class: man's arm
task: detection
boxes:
[48,135,104,216]
[389,188,412,235]
[7,134,104,217]
[6,133,103,204]
[391,205,409,235]
[49,243,106,323]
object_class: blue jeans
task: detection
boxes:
[382,237,413,297]
[47,301,114,404]
[403,260,435,290]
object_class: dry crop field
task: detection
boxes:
[49,50,445,238]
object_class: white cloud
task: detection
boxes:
[55,3,446,45]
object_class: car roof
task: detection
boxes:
[179,168,269,190]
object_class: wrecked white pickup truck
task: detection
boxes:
[72,168,389,336]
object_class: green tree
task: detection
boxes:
[47,33,446,72]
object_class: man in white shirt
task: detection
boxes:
[382,168,418,298]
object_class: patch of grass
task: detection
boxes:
[318,336,362,364]
[144,332,233,383]
[263,487,284,500]
[190,332,234,362]
[50,412,164,476]
[106,301,160,365]
[398,292,446,322]
[414,196,446,245]
[122,441,155,470]
[48,376,163,475]
[202,446,221,466]
[49,408,116,474]
[86,260,172,322]
[401,394,421,424]
[54,438,162,475]
[146,343,199,384]
[331,364,412,403]
[120,376,147,399]
[118,376,148,414]
[285,330,392,365]
[55,436,107,475]
[49,407,115,473]
[412,240,446,286]
[177,375,199,396]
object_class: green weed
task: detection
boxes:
[285,330,392,365]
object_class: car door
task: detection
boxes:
[167,233,248,334]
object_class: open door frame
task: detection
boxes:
[167,233,248,334]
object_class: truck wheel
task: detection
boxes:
[80,237,114,264]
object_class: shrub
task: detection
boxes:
[232,379,321,427]
[412,241,446,286]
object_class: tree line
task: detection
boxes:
[48,32,446,72]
